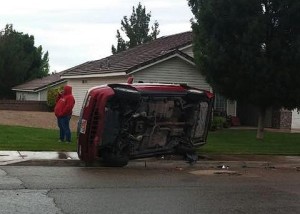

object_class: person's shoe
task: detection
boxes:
[58,140,64,143]
[66,141,72,144]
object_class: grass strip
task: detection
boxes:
[1,125,299,155]
[200,129,300,155]
[0,125,76,151]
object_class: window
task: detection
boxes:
[214,94,227,115]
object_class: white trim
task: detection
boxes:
[13,89,34,92]
[179,44,193,51]
[35,80,67,92]
[61,72,127,79]
[128,54,195,75]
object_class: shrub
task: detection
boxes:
[210,116,226,131]
[47,86,64,111]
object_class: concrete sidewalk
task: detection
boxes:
[0,151,79,166]
[0,151,299,170]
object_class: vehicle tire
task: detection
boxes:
[102,149,129,167]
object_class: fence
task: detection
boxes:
[0,100,49,112]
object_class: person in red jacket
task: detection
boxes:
[54,85,75,143]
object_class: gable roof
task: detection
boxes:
[61,31,193,78]
[12,72,66,92]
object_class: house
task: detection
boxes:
[12,72,67,101]
[60,31,237,117]
[13,31,299,130]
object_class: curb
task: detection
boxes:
[4,158,300,170]
[1,152,299,169]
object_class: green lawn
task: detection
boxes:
[200,129,300,155]
[0,125,299,155]
[0,125,77,151]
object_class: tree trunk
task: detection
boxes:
[256,107,266,140]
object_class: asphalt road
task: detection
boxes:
[0,165,299,214]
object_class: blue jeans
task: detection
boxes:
[57,116,72,142]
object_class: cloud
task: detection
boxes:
[1,0,193,72]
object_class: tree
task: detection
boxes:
[188,0,300,139]
[112,2,160,54]
[0,24,49,98]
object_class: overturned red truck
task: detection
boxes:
[77,81,214,167]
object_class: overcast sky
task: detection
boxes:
[0,0,193,72]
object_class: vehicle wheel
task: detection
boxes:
[102,149,129,167]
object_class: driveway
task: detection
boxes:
[0,110,78,131]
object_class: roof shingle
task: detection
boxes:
[12,72,66,91]
[62,31,193,76]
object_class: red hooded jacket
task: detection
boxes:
[54,85,75,117]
